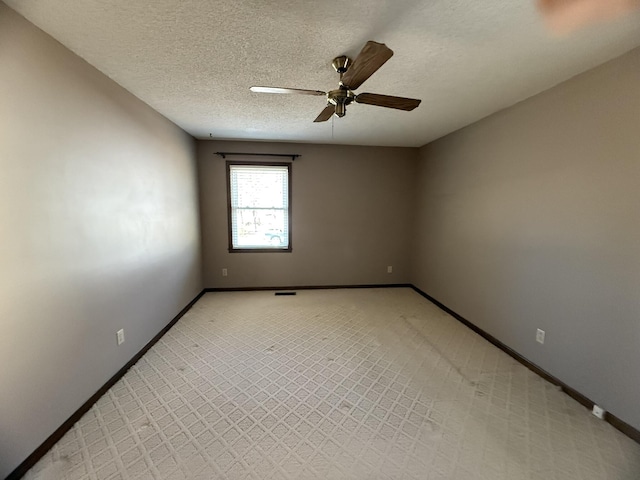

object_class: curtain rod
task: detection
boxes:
[215,152,300,161]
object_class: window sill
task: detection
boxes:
[228,247,292,253]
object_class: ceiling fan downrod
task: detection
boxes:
[329,56,354,117]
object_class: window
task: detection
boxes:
[227,161,291,252]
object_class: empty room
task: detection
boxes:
[1,0,639,479]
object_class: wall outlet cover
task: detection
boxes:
[117,329,125,345]
[536,328,545,344]
[592,405,606,420]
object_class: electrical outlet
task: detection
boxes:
[387,266,393,274]
[592,405,606,420]
[116,329,125,345]
[536,328,545,344]
[222,268,228,277]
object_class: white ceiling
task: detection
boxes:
[5,0,640,147]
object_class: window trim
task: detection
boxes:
[226,160,292,253]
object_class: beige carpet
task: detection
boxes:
[25,288,640,479]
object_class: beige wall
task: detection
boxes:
[0,4,202,476]
[198,141,418,288]
[413,48,640,430]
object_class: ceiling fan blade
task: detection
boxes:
[355,93,421,111]
[340,41,394,90]
[313,105,335,122]
[250,86,326,96]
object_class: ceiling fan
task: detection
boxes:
[250,41,421,122]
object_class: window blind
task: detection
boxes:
[229,164,289,249]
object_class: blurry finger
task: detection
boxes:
[538,0,640,33]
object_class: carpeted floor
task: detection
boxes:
[25,288,640,479]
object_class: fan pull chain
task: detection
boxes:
[331,114,334,140]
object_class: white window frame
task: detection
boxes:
[226,161,292,252]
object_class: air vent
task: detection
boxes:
[274,292,296,296]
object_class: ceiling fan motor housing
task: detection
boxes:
[327,88,355,117]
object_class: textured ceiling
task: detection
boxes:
[5,0,640,147]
